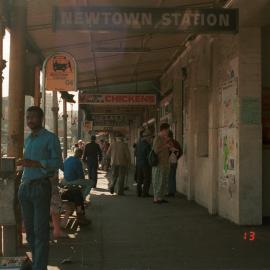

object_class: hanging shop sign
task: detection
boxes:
[84,120,93,132]
[53,7,238,33]
[92,114,129,126]
[43,52,77,91]
[79,93,156,105]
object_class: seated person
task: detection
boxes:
[62,148,92,200]
[50,174,68,238]
[61,188,90,226]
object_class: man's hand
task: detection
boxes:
[16,159,42,168]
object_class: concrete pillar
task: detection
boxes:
[7,0,26,158]
[77,107,82,139]
[238,28,262,225]
[172,71,183,144]
[208,38,219,215]
[5,0,26,255]
[0,0,6,255]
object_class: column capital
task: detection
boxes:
[1,59,6,82]
[51,107,59,113]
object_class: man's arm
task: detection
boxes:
[125,145,131,166]
[82,145,87,163]
[78,160,85,179]
[97,144,102,162]
[39,134,62,171]
[106,145,112,157]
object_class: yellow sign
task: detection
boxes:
[44,52,77,91]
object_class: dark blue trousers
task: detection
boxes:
[87,164,98,188]
[168,164,177,195]
[18,178,51,270]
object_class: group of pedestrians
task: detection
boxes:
[17,106,182,270]
[135,123,182,204]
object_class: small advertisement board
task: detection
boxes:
[43,52,77,91]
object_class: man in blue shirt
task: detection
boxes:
[17,106,62,270]
[63,148,92,199]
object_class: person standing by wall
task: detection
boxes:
[135,130,152,197]
[17,106,62,270]
[168,131,182,197]
[83,135,102,188]
[152,123,170,204]
[107,135,131,195]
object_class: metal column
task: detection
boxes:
[52,91,59,136]
[63,99,68,158]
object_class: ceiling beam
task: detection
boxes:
[76,45,181,64]
[79,69,163,84]
[78,77,160,89]
[78,59,169,77]
[89,32,99,90]
[41,34,146,51]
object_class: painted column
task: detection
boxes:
[34,65,41,107]
[7,0,26,158]
[52,91,59,136]
[63,99,68,158]
[238,28,262,225]
[4,0,26,256]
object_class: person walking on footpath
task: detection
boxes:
[135,129,152,197]
[17,106,62,270]
[107,135,131,195]
[152,123,171,204]
[83,135,102,188]
[167,131,182,197]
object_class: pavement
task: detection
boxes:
[45,170,270,270]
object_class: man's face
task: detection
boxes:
[26,111,43,130]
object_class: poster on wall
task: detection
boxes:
[84,120,93,133]
[221,58,238,128]
[219,127,237,190]
[219,58,238,192]
[241,96,260,125]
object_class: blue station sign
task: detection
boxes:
[53,7,238,33]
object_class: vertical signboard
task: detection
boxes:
[43,52,77,91]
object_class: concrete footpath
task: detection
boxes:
[47,171,270,270]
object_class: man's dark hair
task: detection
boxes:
[26,106,44,118]
[160,123,170,131]
[91,135,96,141]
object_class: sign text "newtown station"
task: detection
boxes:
[53,7,238,33]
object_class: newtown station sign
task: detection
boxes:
[53,7,238,33]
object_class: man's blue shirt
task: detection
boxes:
[64,156,84,182]
[22,128,62,183]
